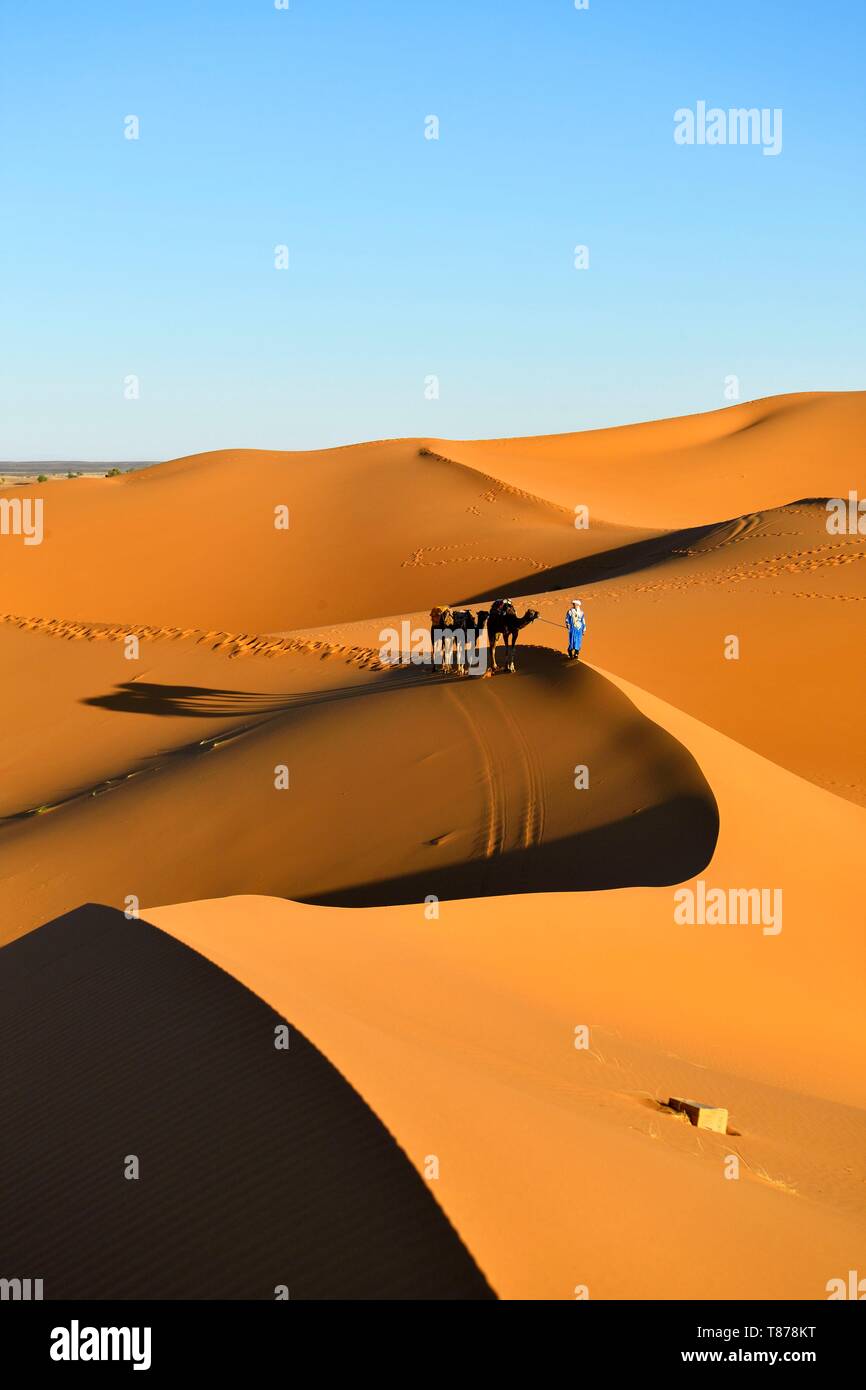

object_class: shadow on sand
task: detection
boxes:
[0,905,495,1299]
[460,521,722,606]
[306,794,719,906]
[81,671,431,719]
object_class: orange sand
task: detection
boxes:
[2,390,864,1298]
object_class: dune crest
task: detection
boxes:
[433,390,866,527]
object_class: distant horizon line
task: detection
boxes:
[0,462,157,478]
[3,389,862,467]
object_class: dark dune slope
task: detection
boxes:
[0,904,495,1300]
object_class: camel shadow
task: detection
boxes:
[81,671,430,719]
[82,683,289,718]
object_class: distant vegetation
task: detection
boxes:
[37,474,48,483]
[104,467,122,477]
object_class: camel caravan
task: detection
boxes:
[429,599,540,675]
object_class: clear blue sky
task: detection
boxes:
[1,0,863,459]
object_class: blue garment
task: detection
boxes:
[566,609,586,649]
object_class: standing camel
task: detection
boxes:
[449,609,482,674]
[478,603,540,672]
[429,605,454,672]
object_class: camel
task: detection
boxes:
[449,609,483,674]
[428,606,453,673]
[477,604,540,672]
[430,607,484,674]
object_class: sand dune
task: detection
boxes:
[0,439,651,630]
[2,492,863,936]
[315,495,866,807]
[0,632,719,938]
[2,390,864,1300]
[0,903,493,1298]
[436,390,866,528]
[555,501,866,804]
[4,391,862,632]
[149,673,866,1299]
